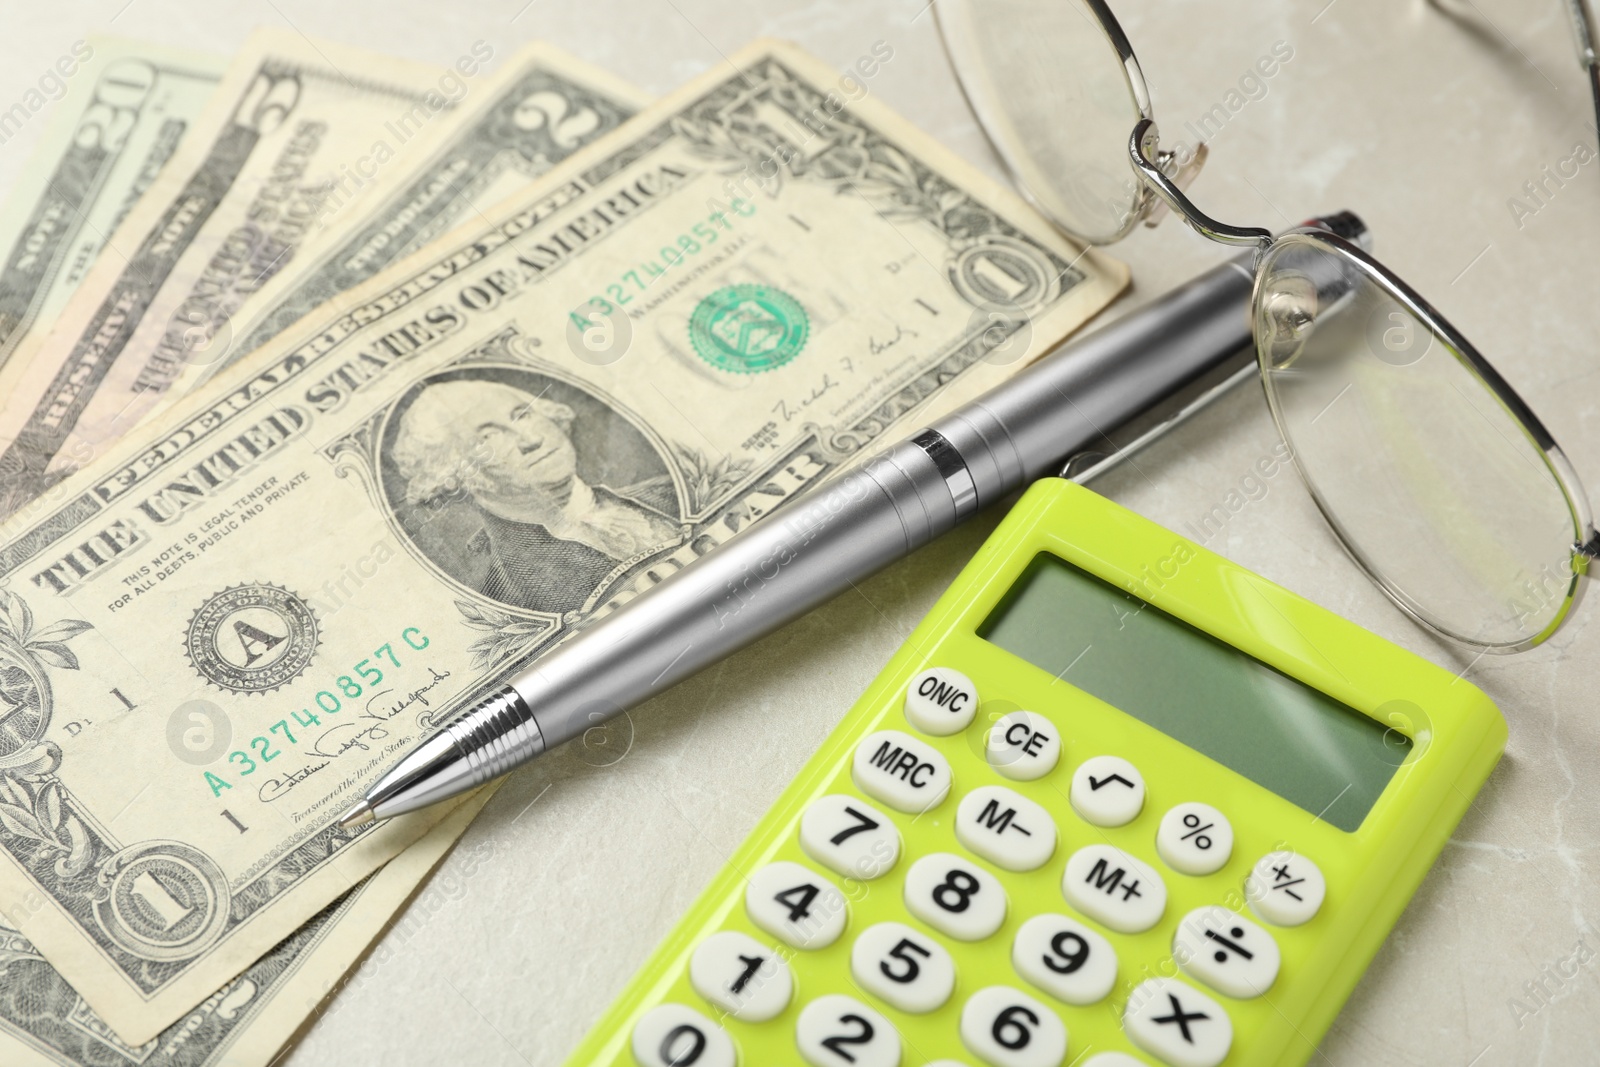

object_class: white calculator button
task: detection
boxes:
[1155,803,1232,875]
[1172,906,1280,999]
[1245,850,1326,926]
[905,666,978,735]
[1011,913,1117,1005]
[956,785,1057,871]
[800,794,901,881]
[904,852,1008,941]
[1061,844,1165,934]
[1069,756,1145,827]
[746,861,848,949]
[1123,978,1232,1067]
[985,710,1061,781]
[852,729,953,814]
[797,994,901,1067]
[689,930,794,1021]
[631,1003,737,1067]
[958,985,1068,1067]
[1082,1056,1151,1067]
[850,921,956,1013]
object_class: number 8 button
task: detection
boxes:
[904,853,1007,941]
[960,985,1068,1067]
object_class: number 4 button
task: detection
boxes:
[745,862,847,949]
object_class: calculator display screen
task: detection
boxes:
[979,553,1407,831]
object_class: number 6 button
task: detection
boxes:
[851,921,955,1013]
[960,985,1068,1067]
[797,994,901,1067]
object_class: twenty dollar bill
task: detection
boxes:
[0,37,1124,1043]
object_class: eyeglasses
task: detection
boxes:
[936,0,1598,653]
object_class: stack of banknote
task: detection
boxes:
[0,29,1126,1066]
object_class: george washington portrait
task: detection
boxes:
[381,368,682,615]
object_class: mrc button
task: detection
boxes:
[853,729,952,813]
[904,667,978,735]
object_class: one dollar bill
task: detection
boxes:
[0,38,223,375]
[0,37,1125,1043]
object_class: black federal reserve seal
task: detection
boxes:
[185,583,318,694]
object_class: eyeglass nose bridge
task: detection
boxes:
[1127,118,1273,256]
[1139,140,1209,230]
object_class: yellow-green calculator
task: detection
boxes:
[566,479,1506,1067]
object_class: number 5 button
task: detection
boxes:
[850,921,955,1013]
[959,985,1068,1067]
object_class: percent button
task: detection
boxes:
[1156,802,1233,876]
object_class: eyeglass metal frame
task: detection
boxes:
[937,0,1599,652]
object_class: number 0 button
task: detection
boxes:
[904,852,1007,941]
[746,861,847,949]
[631,1003,736,1067]
[959,985,1068,1067]
[797,994,901,1067]
[850,921,955,1013]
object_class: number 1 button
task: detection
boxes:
[689,930,793,1021]
[797,994,900,1067]
[959,986,1068,1067]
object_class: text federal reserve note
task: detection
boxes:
[0,39,223,373]
[0,38,1124,1043]
[0,28,471,516]
[0,789,490,1067]
[180,39,646,387]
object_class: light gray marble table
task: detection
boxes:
[4,1,1597,1064]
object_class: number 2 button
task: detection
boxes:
[746,862,847,949]
[960,985,1068,1067]
[797,994,900,1067]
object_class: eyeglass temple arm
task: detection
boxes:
[1567,0,1600,136]
[1128,119,1273,254]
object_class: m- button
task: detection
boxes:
[852,729,952,814]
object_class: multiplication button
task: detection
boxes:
[1245,850,1326,926]
[959,985,1068,1067]
[956,785,1057,871]
[1124,978,1231,1067]
[1172,906,1280,999]
[800,794,901,880]
[985,710,1061,781]
[852,729,952,814]
[797,994,900,1067]
[850,921,956,1013]
[1011,914,1117,1006]
[1155,803,1232,876]
[1061,845,1165,934]
[689,930,794,1021]
[1069,756,1144,827]
[746,861,847,949]
[904,666,978,735]
[631,1003,736,1067]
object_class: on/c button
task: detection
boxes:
[852,729,952,814]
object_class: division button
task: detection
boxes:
[1069,756,1145,827]
[1155,803,1233,876]
[797,994,901,1067]
[689,930,795,1021]
[956,785,1058,871]
[800,794,902,880]
[1172,906,1280,999]
[904,666,979,735]
[905,852,1008,941]
[985,710,1061,781]
[850,921,956,1014]
[631,1003,737,1067]
[1011,913,1117,1005]
[853,729,953,814]
[1123,978,1232,1067]
[1245,850,1326,926]
[959,985,1068,1067]
[1061,844,1166,934]
[745,861,848,949]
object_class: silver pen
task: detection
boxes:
[339,212,1367,828]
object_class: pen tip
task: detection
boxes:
[338,800,375,829]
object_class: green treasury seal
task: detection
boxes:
[688,284,809,373]
[185,583,319,694]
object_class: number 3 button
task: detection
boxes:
[851,921,955,1013]
[797,994,901,1067]
[960,985,1068,1067]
